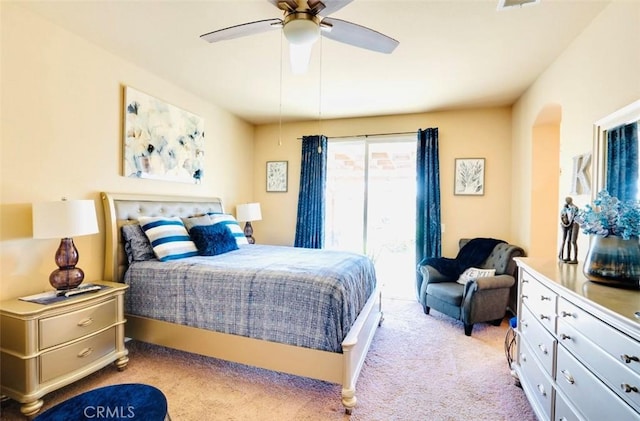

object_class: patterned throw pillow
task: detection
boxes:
[189,223,239,256]
[456,267,496,285]
[207,213,249,246]
[182,215,212,232]
[138,216,198,261]
[121,223,156,263]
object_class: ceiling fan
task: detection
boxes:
[200,0,399,74]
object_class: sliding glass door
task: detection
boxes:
[326,137,416,299]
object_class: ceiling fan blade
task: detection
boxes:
[311,0,354,16]
[200,18,282,43]
[320,17,398,54]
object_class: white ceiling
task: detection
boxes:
[15,0,609,125]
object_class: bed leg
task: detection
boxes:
[342,387,356,415]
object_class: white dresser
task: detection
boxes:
[514,258,640,421]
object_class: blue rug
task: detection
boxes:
[34,383,167,421]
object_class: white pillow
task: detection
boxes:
[138,216,198,261]
[457,267,496,285]
[208,213,249,246]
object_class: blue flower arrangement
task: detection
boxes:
[576,190,640,240]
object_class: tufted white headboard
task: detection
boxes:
[101,192,224,283]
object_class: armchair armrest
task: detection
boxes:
[419,265,451,284]
[474,274,515,290]
[462,274,515,306]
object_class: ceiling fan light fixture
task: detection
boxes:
[283,13,320,45]
[289,43,313,75]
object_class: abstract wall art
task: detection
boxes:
[123,86,205,183]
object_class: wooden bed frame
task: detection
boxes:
[100,192,383,414]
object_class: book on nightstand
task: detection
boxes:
[19,283,107,305]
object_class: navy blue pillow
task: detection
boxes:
[189,223,239,256]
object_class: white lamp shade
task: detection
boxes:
[33,199,99,239]
[236,203,262,222]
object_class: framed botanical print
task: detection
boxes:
[266,161,288,192]
[454,158,485,195]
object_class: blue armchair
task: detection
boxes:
[417,238,525,336]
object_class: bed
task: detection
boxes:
[101,192,383,414]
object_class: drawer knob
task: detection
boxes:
[622,384,639,393]
[540,295,551,301]
[538,344,548,355]
[77,317,94,327]
[522,279,529,284]
[560,311,574,318]
[520,353,527,363]
[561,369,575,385]
[536,384,546,396]
[560,333,571,341]
[621,354,640,364]
[522,294,529,300]
[77,347,93,358]
[539,314,550,320]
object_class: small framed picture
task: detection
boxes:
[454,158,485,195]
[266,161,288,192]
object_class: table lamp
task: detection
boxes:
[236,203,262,244]
[32,199,99,290]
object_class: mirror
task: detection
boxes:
[593,99,640,201]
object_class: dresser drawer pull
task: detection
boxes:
[522,279,529,284]
[621,354,640,364]
[77,317,94,327]
[540,295,552,301]
[538,344,548,355]
[521,319,528,328]
[536,384,546,396]
[77,347,93,358]
[520,353,527,363]
[622,384,639,393]
[560,311,575,318]
[561,369,575,385]
[522,294,529,300]
[539,314,550,321]
[560,333,571,341]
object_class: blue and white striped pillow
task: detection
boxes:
[208,213,249,246]
[138,216,198,261]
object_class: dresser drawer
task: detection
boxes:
[39,298,117,349]
[519,340,554,420]
[554,389,584,421]
[521,271,557,332]
[40,327,116,383]
[558,298,640,377]
[556,345,639,421]
[520,304,556,376]
[558,316,640,412]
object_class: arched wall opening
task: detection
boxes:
[529,104,562,259]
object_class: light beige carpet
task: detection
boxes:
[1,298,534,420]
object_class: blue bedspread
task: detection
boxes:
[124,244,377,353]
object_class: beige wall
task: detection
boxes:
[253,108,515,257]
[2,1,639,301]
[0,4,254,300]
[511,0,640,261]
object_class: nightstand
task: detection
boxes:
[0,281,128,417]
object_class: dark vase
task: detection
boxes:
[583,235,640,289]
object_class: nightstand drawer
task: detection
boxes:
[40,327,116,383]
[39,298,117,349]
